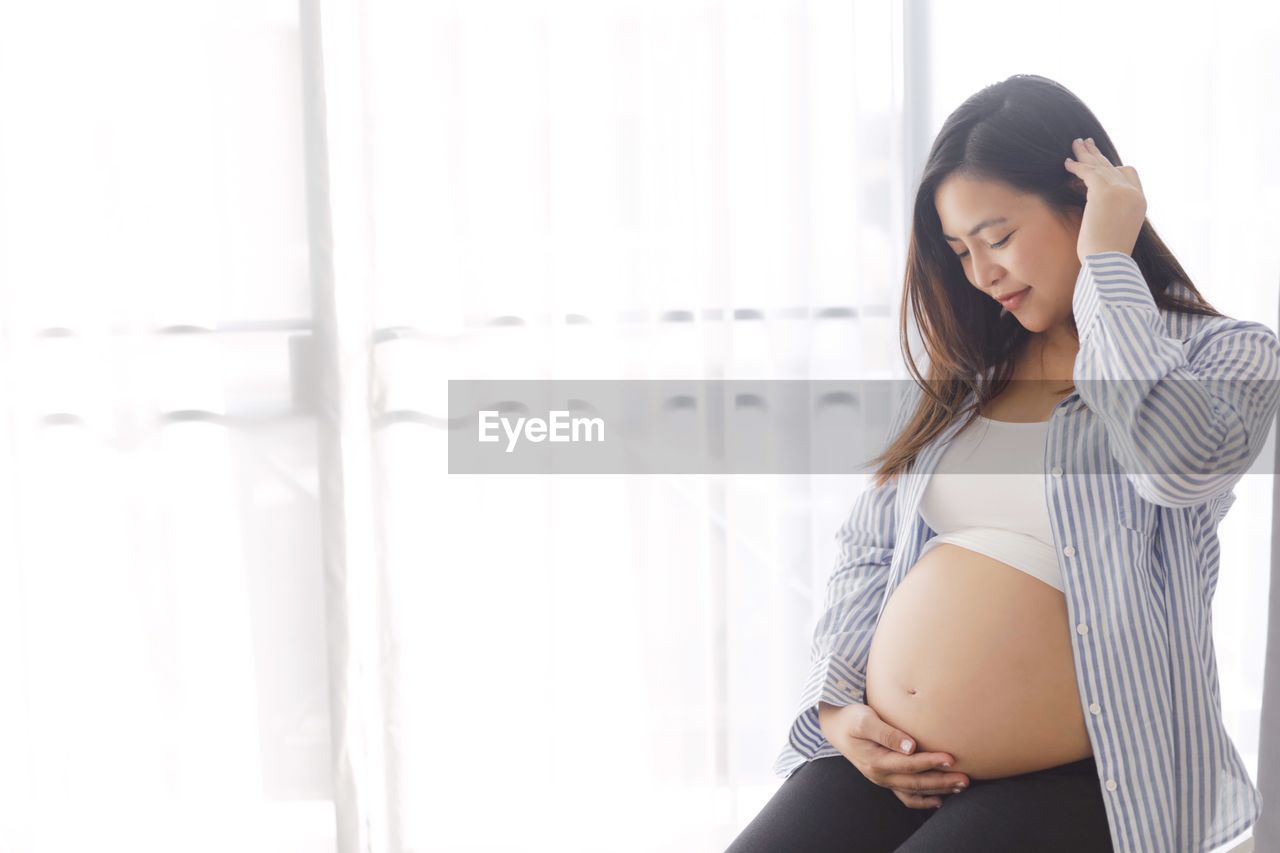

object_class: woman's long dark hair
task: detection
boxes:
[868,73,1222,488]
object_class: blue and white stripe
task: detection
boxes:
[772,252,1280,853]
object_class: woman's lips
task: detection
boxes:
[997,286,1030,310]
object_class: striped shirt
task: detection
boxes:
[773,252,1280,852]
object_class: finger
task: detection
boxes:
[864,721,921,756]
[914,778,970,795]
[879,750,956,774]
[895,790,942,809]
[896,791,944,810]
[1072,137,1100,163]
[1084,137,1112,164]
[1063,155,1097,177]
[1072,137,1120,176]
[887,770,969,792]
[1064,156,1109,193]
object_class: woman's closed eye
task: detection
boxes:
[956,232,1014,259]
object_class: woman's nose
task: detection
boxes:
[973,255,1002,289]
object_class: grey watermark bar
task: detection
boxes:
[447,379,1280,476]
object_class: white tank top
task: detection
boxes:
[916,414,1063,593]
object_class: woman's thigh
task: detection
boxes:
[723,755,934,853]
[893,756,1115,853]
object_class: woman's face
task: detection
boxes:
[933,174,1083,339]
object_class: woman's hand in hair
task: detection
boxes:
[1063,136,1147,262]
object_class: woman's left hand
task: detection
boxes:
[1063,137,1147,262]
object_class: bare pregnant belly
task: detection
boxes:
[864,542,1093,781]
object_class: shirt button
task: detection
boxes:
[1105,779,1118,792]
[1089,702,1101,715]
[1051,465,1063,478]
[1063,545,1076,557]
[1076,623,1089,635]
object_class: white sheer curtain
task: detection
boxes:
[4,1,1279,852]
[0,1,333,852]
[357,2,908,850]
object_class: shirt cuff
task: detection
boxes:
[783,653,867,758]
[1071,251,1162,345]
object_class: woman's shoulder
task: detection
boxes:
[1154,298,1280,392]
[1157,285,1278,350]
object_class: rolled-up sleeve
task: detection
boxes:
[1072,251,1280,507]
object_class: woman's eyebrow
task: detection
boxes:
[942,216,1008,242]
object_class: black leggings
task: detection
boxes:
[724,754,1115,852]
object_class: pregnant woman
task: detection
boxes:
[726,74,1280,853]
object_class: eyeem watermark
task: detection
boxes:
[450,379,1280,474]
[478,409,605,452]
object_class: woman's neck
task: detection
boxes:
[1015,332,1079,384]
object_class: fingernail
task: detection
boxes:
[940,761,951,767]
[900,739,913,753]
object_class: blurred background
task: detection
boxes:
[0,0,1277,851]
